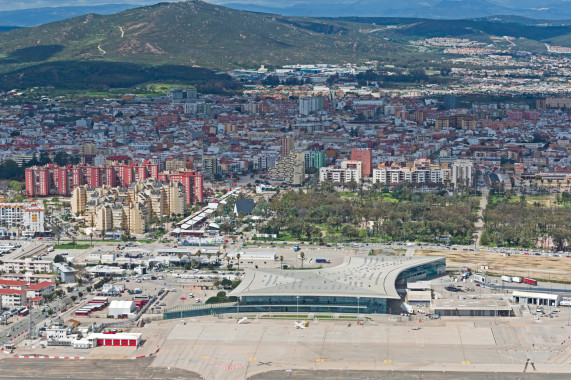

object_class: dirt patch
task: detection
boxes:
[417,249,571,283]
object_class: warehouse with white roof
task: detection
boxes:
[108,300,136,318]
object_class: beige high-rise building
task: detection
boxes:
[72,178,188,234]
[112,204,126,231]
[95,205,113,232]
[129,203,146,234]
[165,182,186,216]
[71,186,87,215]
[80,143,96,155]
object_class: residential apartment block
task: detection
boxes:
[0,289,25,307]
[319,160,363,184]
[269,151,305,186]
[0,259,53,274]
[72,179,186,234]
[0,202,45,236]
[27,163,203,205]
[372,158,473,188]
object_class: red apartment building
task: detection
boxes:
[25,162,204,204]
[351,148,372,177]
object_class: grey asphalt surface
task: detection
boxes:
[250,370,571,380]
[0,358,200,379]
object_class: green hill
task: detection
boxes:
[0,1,405,71]
[1,1,571,89]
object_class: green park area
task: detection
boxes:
[257,185,480,245]
[481,190,571,249]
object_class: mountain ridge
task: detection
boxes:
[1,1,571,88]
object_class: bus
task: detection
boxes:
[523,278,537,286]
[315,259,330,264]
[18,308,29,316]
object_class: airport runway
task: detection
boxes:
[251,370,571,380]
[0,357,200,379]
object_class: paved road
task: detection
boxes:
[475,188,489,248]
[0,357,199,379]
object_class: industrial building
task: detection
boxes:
[89,332,141,347]
[108,300,136,318]
[431,298,513,317]
[511,291,561,307]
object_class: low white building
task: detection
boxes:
[108,300,136,318]
[511,291,561,307]
[0,259,52,273]
[26,281,55,299]
[0,288,26,307]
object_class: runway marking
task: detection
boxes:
[248,357,257,361]
[462,361,471,365]
[200,356,210,359]
[383,359,392,364]
[315,358,324,362]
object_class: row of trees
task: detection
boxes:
[481,197,571,250]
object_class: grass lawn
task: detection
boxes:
[54,244,91,249]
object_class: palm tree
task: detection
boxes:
[279,255,284,270]
[236,253,241,270]
[89,232,94,247]
[300,252,305,268]
[225,255,231,269]
[216,251,221,265]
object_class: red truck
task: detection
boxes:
[523,278,537,285]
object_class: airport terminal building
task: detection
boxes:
[164,256,445,319]
[229,256,446,314]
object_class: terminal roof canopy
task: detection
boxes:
[230,256,444,299]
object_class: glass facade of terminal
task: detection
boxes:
[239,295,387,314]
[396,258,446,285]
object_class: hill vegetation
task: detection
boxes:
[1,1,571,88]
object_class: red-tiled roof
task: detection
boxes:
[26,281,54,290]
[0,289,26,295]
[0,279,27,287]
